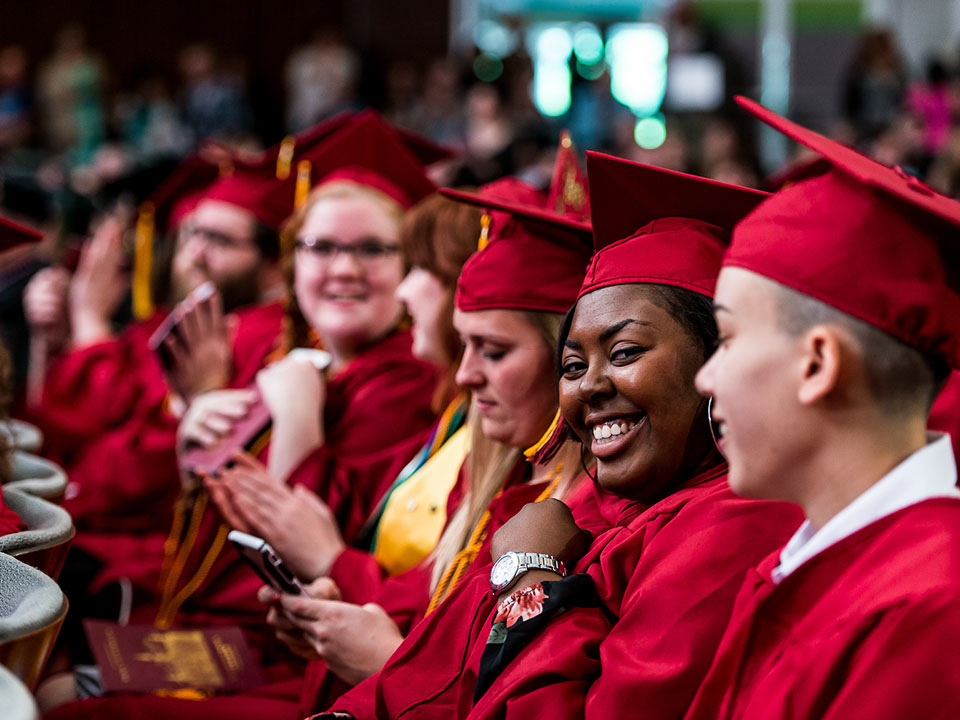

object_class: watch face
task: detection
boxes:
[490,553,520,588]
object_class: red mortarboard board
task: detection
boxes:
[198,168,294,230]
[547,131,591,221]
[730,95,960,368]
[268,113,438,212]
[444,177,593,314]
[581,151,770,301]
[251,110,457,182]
[0,214,42,252]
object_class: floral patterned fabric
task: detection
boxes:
[475,574,603,702]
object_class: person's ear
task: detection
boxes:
[797,325,843,406]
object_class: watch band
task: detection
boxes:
[516,552,565,576]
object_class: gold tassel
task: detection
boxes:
[276,136,296,180]
[132,202,155,320]
[477,212,491,251]
[524,408,562,459]
[295,160,312,210]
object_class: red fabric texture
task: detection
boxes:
[685,499,960,719]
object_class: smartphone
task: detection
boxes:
[227,530,310,597]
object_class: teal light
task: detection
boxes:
[572,24,604,65]
[529,24,574,117]
[634,115,667,149]
[474,20,517,58]
[473,53,504,82]
[607,23,668,117]
[534,63,572,117]
[576,60,605,80]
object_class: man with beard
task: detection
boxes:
[21,161,285,550]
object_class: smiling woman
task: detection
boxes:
[559,283,717,501]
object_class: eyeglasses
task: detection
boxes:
[294,236,401,266]
[180,223,256,252]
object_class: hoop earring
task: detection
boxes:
[580,442,597,483]
[707,396,725,457]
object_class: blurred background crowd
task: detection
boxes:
[0,0,958,298]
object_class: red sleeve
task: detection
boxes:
[28,318,165,458]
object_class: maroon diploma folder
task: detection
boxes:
[84,621,263,694]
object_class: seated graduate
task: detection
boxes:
[321,153,805,720]
[684,98,960,720]
[0,215,42,535]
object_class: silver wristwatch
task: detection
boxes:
[489,551,566,595]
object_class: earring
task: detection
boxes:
[707,397,725,457]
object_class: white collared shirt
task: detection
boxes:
[772,433,959,585]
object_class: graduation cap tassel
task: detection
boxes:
[276,136,296,180]
[523,408,570,464]
[132,202,156,320]
[294,160,312,210]
[477,212,491,251]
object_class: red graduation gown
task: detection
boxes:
[684,498,960,720]
[327,478,641,720]
[330,465,803,720]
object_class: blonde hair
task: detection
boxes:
[278,180,406,353]
[428,310,585,593]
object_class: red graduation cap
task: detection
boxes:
[443,176,593,314]
[0,214,42,252]
[295,113,438,209]
[251,110,456,181]
[581,151,769,301]
[730,95,960,368]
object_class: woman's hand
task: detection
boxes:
[176,389,258,452]
[217,452,346,581]
[69,216,130,347]
[256,355,325,479]
[258,578,342,660]
[23,266,71,350]
[489,498,591,596]
[271,592,404,686]
[163,286,233,402]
